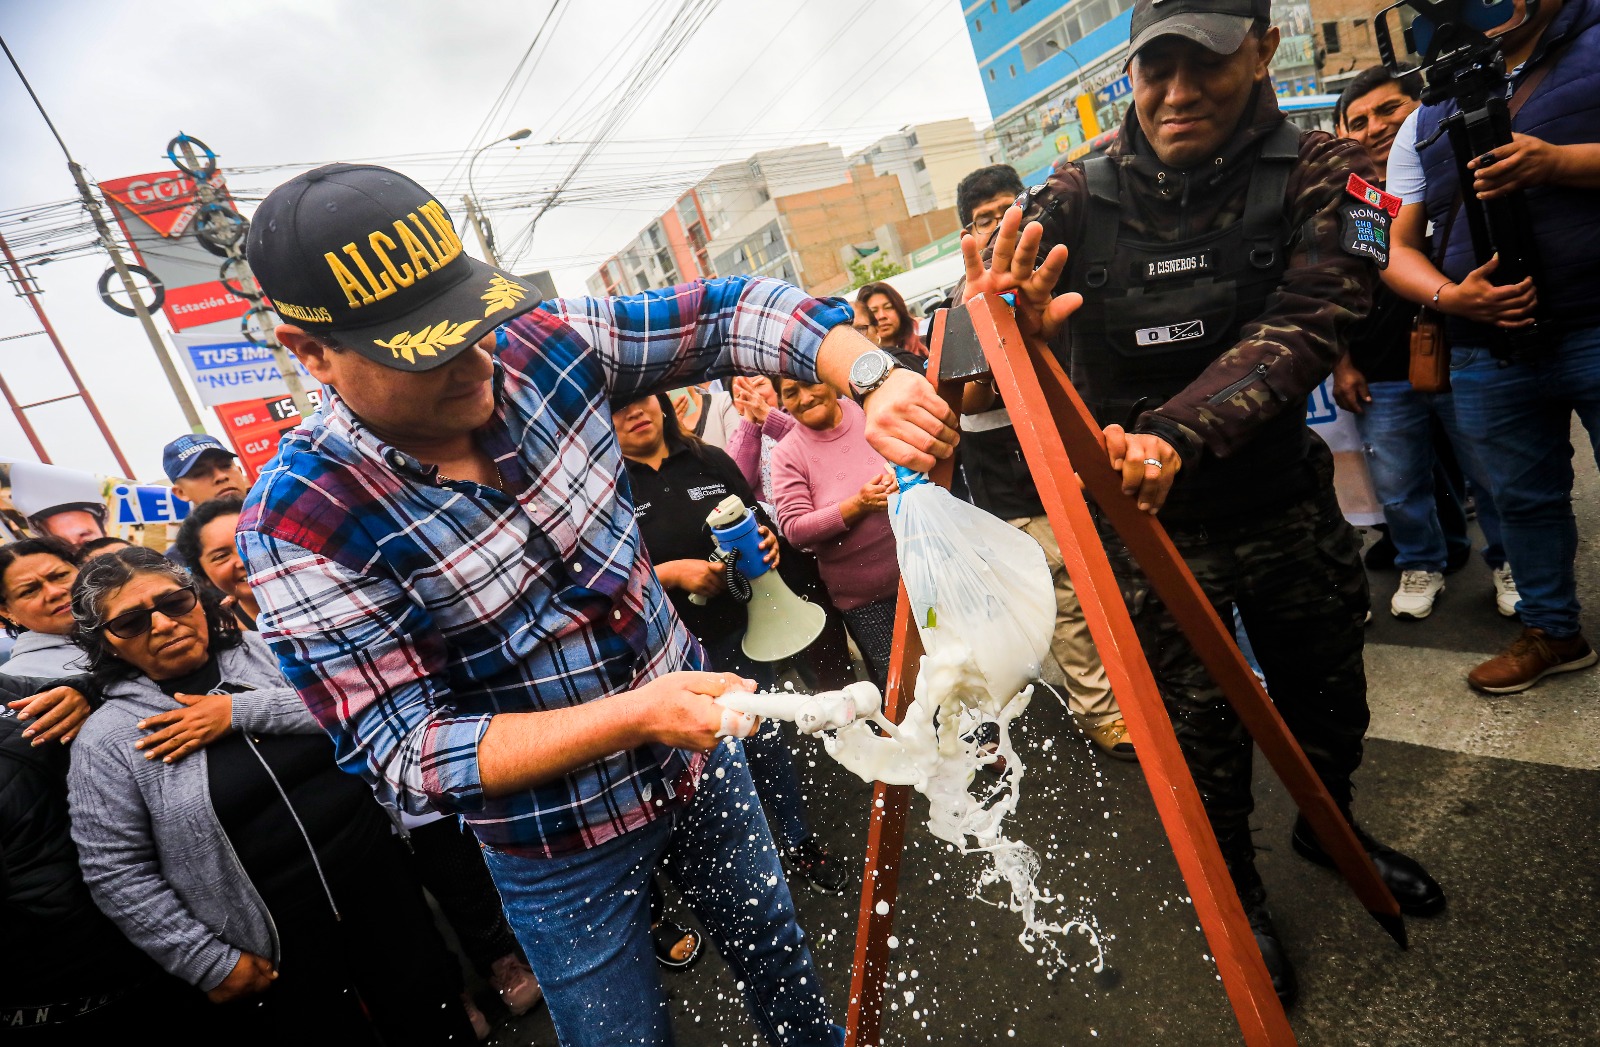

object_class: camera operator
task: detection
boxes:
[1383,0,1600,694]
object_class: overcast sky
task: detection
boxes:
[0,0,992,481]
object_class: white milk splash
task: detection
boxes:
[728,639,1104,975]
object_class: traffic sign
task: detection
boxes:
[1094,76,1131,106]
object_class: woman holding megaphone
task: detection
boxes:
[612,393,850,912]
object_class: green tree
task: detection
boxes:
[846,255,906,290]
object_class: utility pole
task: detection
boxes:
[175,137,315,418]
[463,128,530,269]
[463,194,501,267]
[66,160,207,434]
[3,35,205,435]
[0,228,137,475]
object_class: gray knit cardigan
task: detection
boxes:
[66,634,322,991]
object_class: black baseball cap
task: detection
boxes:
[1128,0,1272,58]
[246,164,542,371]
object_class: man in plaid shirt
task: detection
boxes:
[237,164,956,1046]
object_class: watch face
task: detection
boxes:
[851,351,889,388]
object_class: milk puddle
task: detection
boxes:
[745,638,1105,978]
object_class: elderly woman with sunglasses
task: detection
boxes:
[64,547,475,1044]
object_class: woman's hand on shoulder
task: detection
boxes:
[135,692,234,764]
[8,686,92,746]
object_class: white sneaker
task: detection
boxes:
[1391,570,1445,620]
[1492,563,1521,618]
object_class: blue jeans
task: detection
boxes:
[702,632,812,850]
[482,741,842,1047]
[1449,324,1600,637]
[1356,380,1505,573]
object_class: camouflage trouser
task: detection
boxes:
[1097,487,1371,883]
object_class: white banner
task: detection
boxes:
[168,334,321,408]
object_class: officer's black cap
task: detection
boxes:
[1128,0,1273,58]
[245,164,541,372]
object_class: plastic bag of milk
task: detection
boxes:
[888,465,1056,702]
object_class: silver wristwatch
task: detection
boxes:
[848,349,899,400]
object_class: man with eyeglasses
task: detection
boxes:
[953,162,1136,762]
[956,164,1026,244]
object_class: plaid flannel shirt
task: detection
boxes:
[239,276,851,857]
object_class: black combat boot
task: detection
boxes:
[1240,885,1298,1007]
[1220,836,1298,1007]
[1290,815,1446,917]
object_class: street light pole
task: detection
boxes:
[1045,39,1102,139]
[464,128,532,268]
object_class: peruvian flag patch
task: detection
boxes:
[1345,173,1402,218]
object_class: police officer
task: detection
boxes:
[962,0,1445,1005]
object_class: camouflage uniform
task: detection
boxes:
[1019,87,1383,888]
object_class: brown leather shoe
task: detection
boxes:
[1467,628,1598,694]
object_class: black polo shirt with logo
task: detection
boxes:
[625,440,764,645]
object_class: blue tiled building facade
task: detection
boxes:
[963,0,1321,184]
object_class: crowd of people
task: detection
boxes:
[3,0,1595,1040]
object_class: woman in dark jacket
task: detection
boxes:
[612,393,847,896]
[1,670,213,1041]
[65,548,475,1045]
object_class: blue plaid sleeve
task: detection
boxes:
[240,529,494,816]
[539,275,852,402]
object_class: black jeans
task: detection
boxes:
[404,816,521,975]
[217,837,477,1046]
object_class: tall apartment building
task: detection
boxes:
[588,143,956,299]
[846,118,990,216]
[962,0,1139,185]
[1311,0,1392,93]
[587,143,852,297]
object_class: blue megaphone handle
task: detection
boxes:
[708,505,772,580]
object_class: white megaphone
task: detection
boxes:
[694,494,826,663]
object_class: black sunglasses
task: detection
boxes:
[104,585,199,639]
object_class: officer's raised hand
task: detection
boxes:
[1104,424,1182,515]
[959,205,1081,342]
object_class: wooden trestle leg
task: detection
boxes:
[842,298,1405,1047]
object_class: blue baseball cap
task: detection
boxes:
[163,435,237,482]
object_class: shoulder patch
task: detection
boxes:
[1344,173,1401,218]
[1339,198,1391,269]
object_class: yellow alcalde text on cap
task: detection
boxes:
[323,199,465,309]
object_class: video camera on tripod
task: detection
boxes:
[1374,0,1547,361]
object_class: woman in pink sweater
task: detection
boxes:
[770,379,899,686]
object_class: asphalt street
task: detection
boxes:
[485,423,1600,1046]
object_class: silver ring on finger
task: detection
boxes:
[1143,458,1163,469]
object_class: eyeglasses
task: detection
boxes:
[960,211,998,240]
[103,586,199,639]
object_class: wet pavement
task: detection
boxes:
[484,426,1600,1046]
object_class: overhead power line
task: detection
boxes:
[437,0,573,196]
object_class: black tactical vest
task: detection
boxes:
[1069,122,1318,524]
